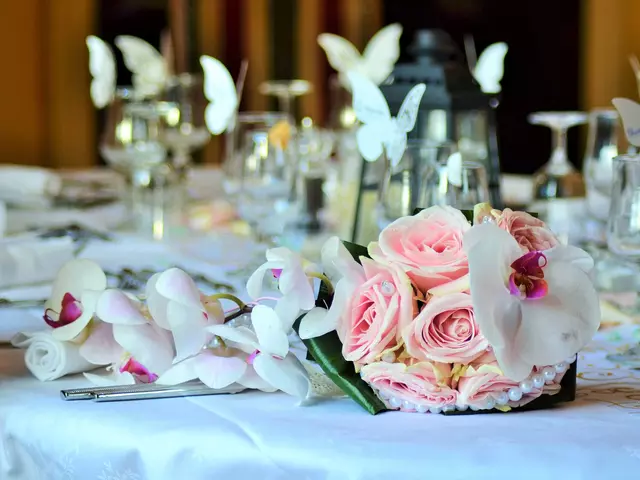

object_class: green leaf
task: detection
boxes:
[341,240,370,264]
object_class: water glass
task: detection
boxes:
[607,155,640,257]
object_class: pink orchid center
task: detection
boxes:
[247,350,260,364]
[120,357,158,383]
[508,251,548,299]
[43,293,83,329]
[271,268,283,279]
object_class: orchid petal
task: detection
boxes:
[298,307,331,339]
[265,247,292,262]
[113,323,174,375]
[79,322,123,365]
[84,369,136,387]
[146,273,171,329]
[206,324,258,352]
[51,289,102,342]
[45,259,107,311]
[320,236,357,282]
[194,351,247,389]
[274,294,302,332]
[518,261,600,369]
[253,353,311,399]
[155,356,199,385]
[252,305,289,358]
[463,224,522,349]
[166,301,211,362]
[96,289,147,325]
[238,366,277,392]
[155,268,204,310]
[246,261,281,299]
[545,244,594,274]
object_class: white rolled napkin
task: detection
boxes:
[0,236,74,289]
[11,330,96,381]
[0,165,61,208]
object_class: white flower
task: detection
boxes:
[44,259,107,342]
[82,290,175,385]
[207,305,311,398]
[464,223,600,381]
[145,268,224,362]
[246,247,318,329]
[298,237,365,339]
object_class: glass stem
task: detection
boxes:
[550,127,569,166]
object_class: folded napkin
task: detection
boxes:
[11,330,95,381]
[0,165,62,208]
[0,236,74,289]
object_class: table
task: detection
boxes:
[2,326,640,480]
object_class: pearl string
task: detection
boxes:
[374,354,577,414]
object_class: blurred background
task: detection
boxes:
[1,0,638,174]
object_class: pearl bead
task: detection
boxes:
[381,352,396,363]
[532,375,545,389]
[416,404,429,413]
[378,390,389,400]
[519,379,533,394]
[429,407,442,414]
[402,400,415,411]
[470,405,479,411]
[389,397,402,408]
[495,392,509,405]
[555,362,567,374]
[380,281,396,296]
[457,404,468,411]
[443,405,455,412]
[482,215,495,224]
[543,367,556,381]
[485,397,496,410]
[508,387,523,402]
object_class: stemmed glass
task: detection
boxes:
[99,88,178,239]
[159,73,210,175]
[258,80,312,120]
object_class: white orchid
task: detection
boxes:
[298,237,365,340]
[44,259,107,342]
[81,289,175,385]
[463,223,600,381]
[146,268,224,362]
[207,305,311,399]
[247,247,318,329]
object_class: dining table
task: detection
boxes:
[1,168,640,479]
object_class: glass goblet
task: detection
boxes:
[258,80,312,121]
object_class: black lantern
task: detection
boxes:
[380,29,503,208]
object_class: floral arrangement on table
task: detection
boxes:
[13,203,600,415]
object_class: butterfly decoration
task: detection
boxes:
[318,23,402,89]
[200,55,239,135]
[86,36,116,109]
[471,42,509,95]
[347,71,426,167]
[612,98,640,147]
[115,35,170,98]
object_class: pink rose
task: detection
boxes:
[361,361,457,410]
[369,206,470,293]
[402,293,488,364]
[456,352,543,410]
[494,208,559,252]
[339,257,417,367]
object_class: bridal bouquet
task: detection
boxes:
[16,203,600,415]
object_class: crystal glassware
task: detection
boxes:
[159,73,210,174]
[258,80,312,121]
[606,155,640,257]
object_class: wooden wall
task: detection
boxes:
[0,0,96,169]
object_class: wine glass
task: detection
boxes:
[159,73,210,174]
[258,80,312,120]
[224,112,293,201]
[376,141,441,231]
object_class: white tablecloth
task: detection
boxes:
[2,327,640,480]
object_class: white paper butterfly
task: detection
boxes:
[115,35,169,98]
[318,23,402,89]
[613,98,640,147]
[86,36,116,109]
[473,42,508,94]
[200,55,238,135]
[347,71,426,167]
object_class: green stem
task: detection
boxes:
[307,272,334,296]
[207,293,246,309]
